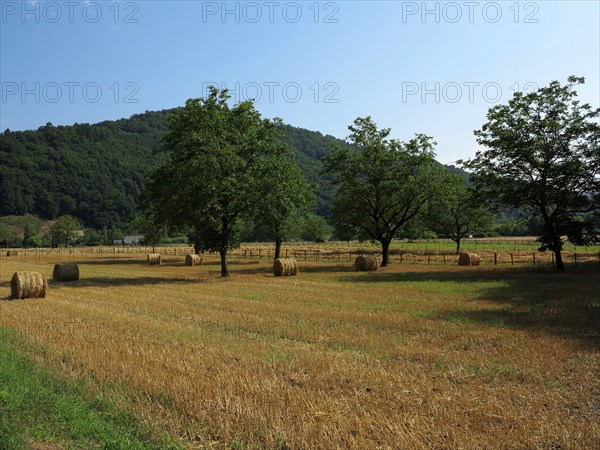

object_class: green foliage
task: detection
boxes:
[322,116,452,265]
[130,213,166,249]
[0,112,171,228]
[426,175,494,253]
[493,212,533,236]
[49,215,81,247]
[463,76,600,270]
[148,87,290,276]
[0,110,353,229]
[22,221,41,247]
[83,228,104,246]
[299,213,332,242]
[254,154,316,256]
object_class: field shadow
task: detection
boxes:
[229,262,356,275]
[49,276,206,288]
[73,259,145,266]
[340,264,600,348]
[203,260,261,266]
[299,263,356,273]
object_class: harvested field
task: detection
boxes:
[0,252,598,449]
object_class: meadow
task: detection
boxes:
[0,246,599,449]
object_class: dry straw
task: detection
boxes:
[11,272,48,299]
[6,250,18,257]
[147,254,161,265]
[185,254,203,266]
[53,263,80,282]
[273,258,298,277]
[458,252,481,266]
[355,255,378,271]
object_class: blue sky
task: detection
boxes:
[1,0,598,163]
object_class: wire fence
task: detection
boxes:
[2,244,599,268]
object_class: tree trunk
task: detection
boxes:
[194,227,203,255]
[554,249,565,272]
[274,238,282,260]
[455,239,461,255]
[220,248,229,277]
[381,239,391,267]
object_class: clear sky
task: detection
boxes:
[1,0,598,163]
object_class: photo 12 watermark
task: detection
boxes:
[201,1,339,24]
[1,81,140,104]
[400,81,540,104]
[201,81,340,104]
[1,1,140,24]
[400,2,539,24]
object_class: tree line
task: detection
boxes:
[143,78,599,275]
[2,77,597,273]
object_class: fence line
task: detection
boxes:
[2,245,599,267]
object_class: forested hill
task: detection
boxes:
[0,110,349,228]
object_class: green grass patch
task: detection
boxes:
[0,327,183,450]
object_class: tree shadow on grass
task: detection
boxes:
[299,263,356,273]
[203,260,261,266]
[73,259,146,266]
[339,263,600,348]
[49,276,207,289]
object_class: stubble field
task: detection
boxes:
[0,250,599,449]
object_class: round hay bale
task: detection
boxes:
[147,254,161,265]
[6,250,18,257]
[11,272,48,299]
[185,254,203,266]
[458,252,481,266]
[354,255,378,271]
[273,258,298,277]
[53,263,79,282]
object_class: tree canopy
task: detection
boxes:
[426,175,493,253]
[462,76,600,271]
[49,215,81,248]
[323,116,451,266]
[148,87,301,276]
[253,155,316,259]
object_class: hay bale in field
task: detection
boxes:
[11,272,48,299]
[273,258,297,277]
[354,255,378,272]
[6,250,18,257]
[147,254,161,265]
[185,254,203,266]
[458,252,481,266]
[52,263,79,282]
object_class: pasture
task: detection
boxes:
[0,248,599,449]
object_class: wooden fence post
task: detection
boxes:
[494,252,497,266]
[510,253,514,265]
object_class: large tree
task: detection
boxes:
[254,156,316,259]
[462,76,600,271]
[427,175,494,254]
[148,87,289,277]
[129,212,165,254]
[49,215,81,248]
[323,117,450,266]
